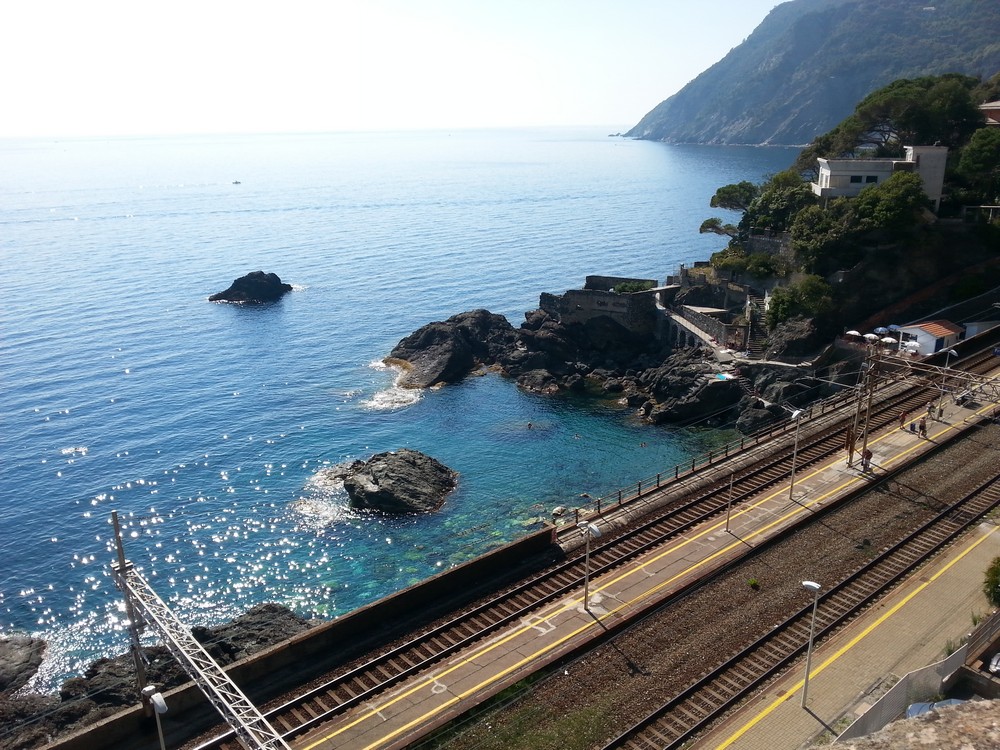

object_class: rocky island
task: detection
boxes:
[209,270,292,303]
[323,449,458,514]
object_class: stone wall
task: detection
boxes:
[539,288,658,335]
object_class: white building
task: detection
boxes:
[898,319,964,356]
[811,146,948,210]
[980,100,1000,127]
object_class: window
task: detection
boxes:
[865,175,878,184]
[850,175,862,183]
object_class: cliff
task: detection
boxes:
[626,0,1000,145]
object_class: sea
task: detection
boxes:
[0,127,798,692]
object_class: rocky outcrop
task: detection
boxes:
[0,636,45,694]
[327,449,458,514]
[0,604,313,748]
[764,317,825,360]
[387,294,853,433]
[827,698,1000,750]
[209,271,292,303]
[387,310,518,388]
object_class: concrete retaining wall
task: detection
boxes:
[42,526,559,750]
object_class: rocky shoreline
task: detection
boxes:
[387,300,852,435]
[0,604,314,749]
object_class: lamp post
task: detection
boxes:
[141,685,168,750]
[801,580,822,708]
[942,349,958,395]
[577,521,602,611]
[725,471,735,533]
[787,409,803,502]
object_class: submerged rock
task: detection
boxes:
[333,449,458,513]
[209,271,292,303]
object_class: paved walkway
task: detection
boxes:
[694,522,1000,750]
[292,393,999,750]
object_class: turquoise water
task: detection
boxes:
[0,128,798,689]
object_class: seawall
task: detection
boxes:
[44,526,560,750]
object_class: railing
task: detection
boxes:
[553,366,919,530]
[556,395,840,528]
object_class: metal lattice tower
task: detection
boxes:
[110,513,290,750]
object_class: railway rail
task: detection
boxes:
[190,340,1000,750]
[601,456,1000,750]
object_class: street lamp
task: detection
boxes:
[787,409,803,502]
[725,471,735,533]
[943,349,958,394]
[577,521,602,611]
[801,580,822,708]
[141,685,168,750]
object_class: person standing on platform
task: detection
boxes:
[899,410,908,429]
[919,417,927,438]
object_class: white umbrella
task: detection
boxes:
[881,336,897,344]
[863,333,879,341]
[845,330,861,337]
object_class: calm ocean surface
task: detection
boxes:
[0,128,797,690]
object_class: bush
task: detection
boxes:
[613,280,655,294]
[983,556,1000,608]
[765,276,834,329]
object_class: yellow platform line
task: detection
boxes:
[710,524,999,749]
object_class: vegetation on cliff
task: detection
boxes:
[627,0,1000,145]
[700,73,1000,338]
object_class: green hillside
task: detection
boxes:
[626,0,1000,145]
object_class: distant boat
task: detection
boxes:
[232,180,241,185]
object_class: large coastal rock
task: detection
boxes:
[209,271,292,303]
[0,636,45,694]
[387,310,518,388]
[332,449,458,514]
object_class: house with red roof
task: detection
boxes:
[898,319,964,356]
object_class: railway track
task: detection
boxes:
[600,460,1000,750]
[190,341,1000,750]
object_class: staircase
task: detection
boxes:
[745,294,767,359]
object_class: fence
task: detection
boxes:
[835,646,968,742]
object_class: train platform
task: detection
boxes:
[291,394,999,750]
[693,522,1000,750]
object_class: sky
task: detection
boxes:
[0,0,781,138]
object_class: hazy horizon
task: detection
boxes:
[2,0,779,139]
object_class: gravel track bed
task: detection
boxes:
[425,421,1000,750]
